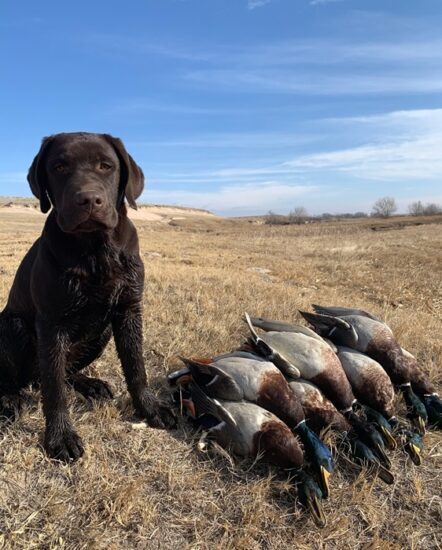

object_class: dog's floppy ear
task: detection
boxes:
[27,136,54,214]
[104,134,145,210]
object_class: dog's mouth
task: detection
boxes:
[73,218,113,233]
[58,209,119,234]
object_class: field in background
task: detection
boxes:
[0,209,441,549]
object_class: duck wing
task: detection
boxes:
[180,357,243,401]
[189,381,238,427]
[312,305,382,322]
[299,311,359,348]
[249,316,323,341]
[244,313,301,379]
[214,350,267,362]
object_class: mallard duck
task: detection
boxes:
[244,314,392,469]
[249,316,397,447]
[187,381,326,527]
[175,355,333,498]
[335,347,395,419]
[335,346,396,449]
[244,314,354,411]
[300,306,428,434]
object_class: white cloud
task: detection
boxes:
[310,0,344,5]
[248,0,273,9]
[143,181,316,215]
[143,108,442,215]
[286,108,442,180]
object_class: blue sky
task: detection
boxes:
[1,0,442,216]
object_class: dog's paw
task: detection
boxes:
[71,375,114,401]
[44,427,85,463]
[0,394,23,422]
[136,391,177,430]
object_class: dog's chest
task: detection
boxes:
[63,253,135,317]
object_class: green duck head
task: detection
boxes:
[361,404,397,450]
[295,420,333,498]
[422,393,442,428]
[389,416,424,465]
[294,470,326,528]
[345,411,392,469]
[350,438,394,485]
[400,384,427,434]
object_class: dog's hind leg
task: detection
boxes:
[0,312,36,420]
[68,372,114,401]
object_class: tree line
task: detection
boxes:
[265,196,442,224]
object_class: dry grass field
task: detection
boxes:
[0,208,441,549]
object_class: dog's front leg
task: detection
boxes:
[36,319,84,462]
[112,302,176,429]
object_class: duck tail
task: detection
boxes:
[189,381,237,427]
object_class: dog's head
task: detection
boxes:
[27,132,144,233]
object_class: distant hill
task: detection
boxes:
[0,197,217,224]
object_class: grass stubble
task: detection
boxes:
[0,210,441,549]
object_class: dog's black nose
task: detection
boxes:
[75,191,104,209]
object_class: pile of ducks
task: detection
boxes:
[168,305,441,527]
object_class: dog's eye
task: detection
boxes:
[53,163,67,173]
[98,162,113,171]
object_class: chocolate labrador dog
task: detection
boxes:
[0,132,176,462]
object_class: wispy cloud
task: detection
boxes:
[83,33,214,62]
[186,70,442,96]
[132,131,317,149]
[143,181,316,215]
[248,0,273,10]
[286,108,442,180]
[112,99,299,117]
[143,108,442,214]
[84,31,442,67]
[310,0,344,6]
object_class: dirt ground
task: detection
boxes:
[0,209,441,549]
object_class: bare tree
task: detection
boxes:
[371,196,397,218]
[265,210,289,225]
[423,202,442,215]
[408,201,424,216]
[408,201,441,216]
[288,206,308,224]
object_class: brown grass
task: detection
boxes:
[0,212,441,549]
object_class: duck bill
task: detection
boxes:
[380,425,397,450]
[405,442,422,466]
[376,464,395,485]
[319,466,331,499]
[413,415,426,435]
[306,494,326,528]
[374,443,392,470]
